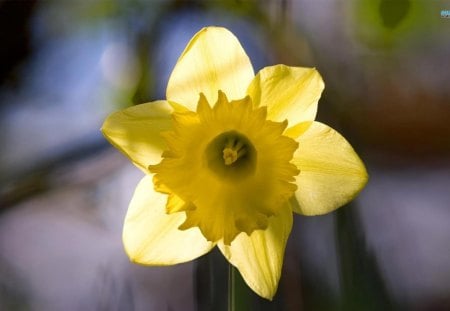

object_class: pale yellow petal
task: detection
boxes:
[101,100,172,173]
[218,203,293,300]
[291,121,368,215]
[123,176,215,265]
[166,27,254,110]
[247,65,324,124]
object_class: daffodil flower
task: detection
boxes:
[102,26,368,300]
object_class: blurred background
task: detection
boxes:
[1,0,450,310]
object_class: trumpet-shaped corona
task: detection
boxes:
[150,91,299,245]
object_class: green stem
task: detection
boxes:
[228,263,252,310]
[228,263,236,311]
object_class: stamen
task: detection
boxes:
[223,148,238,165]
[205,130,256,181]
[223,137,247,165]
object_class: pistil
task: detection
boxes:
[223,138,247,165]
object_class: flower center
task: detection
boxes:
[205,131,256,182]
[150,91,300,244]
[223,137,245,165]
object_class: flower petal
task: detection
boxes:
[291,121,368,215]
[166,27,254,110]
[123,176,215,265]
[247,65,324,124]
[101,100,173,173]
[218,203,293,300]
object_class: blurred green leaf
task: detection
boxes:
[379,0,411,29]
[353,0,438,49]
[336,205,396,311]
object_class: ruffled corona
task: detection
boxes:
[150,91,299,245]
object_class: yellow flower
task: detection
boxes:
[102,26,368,300]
